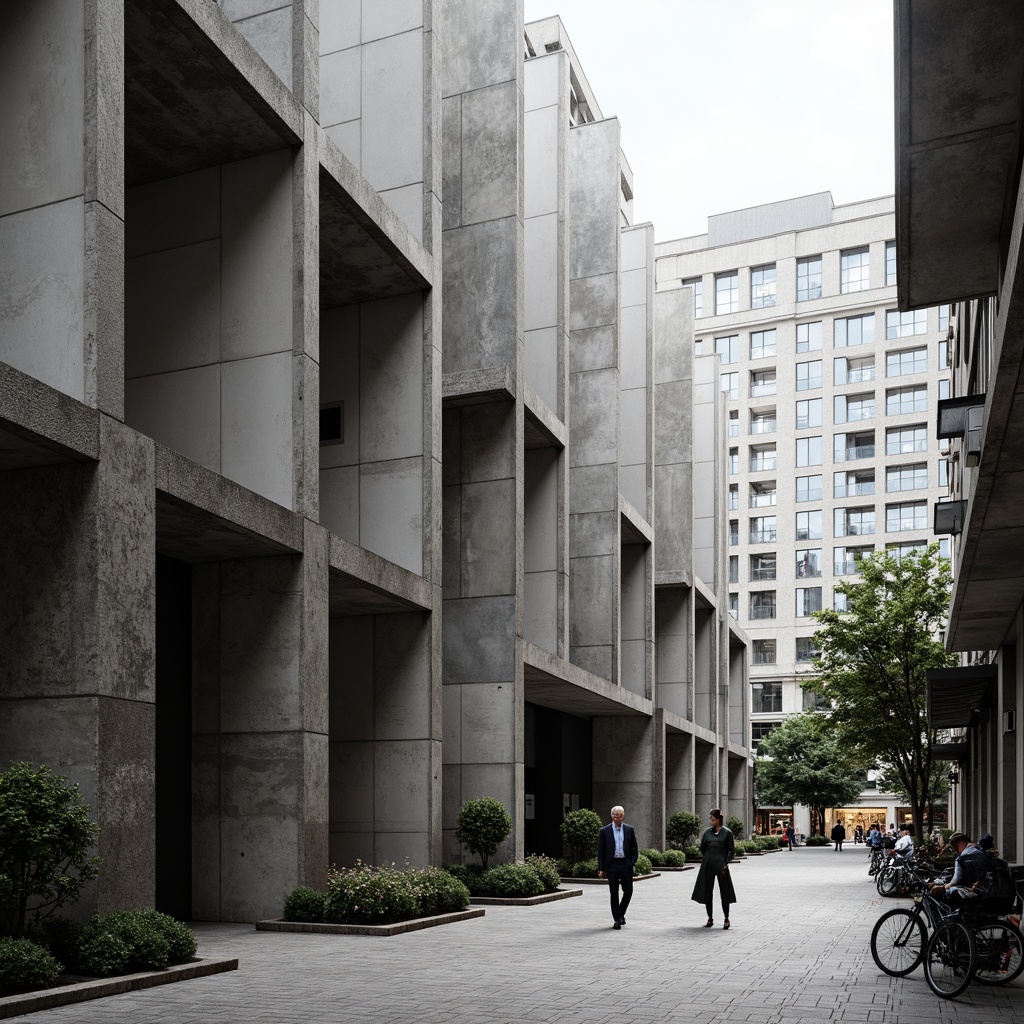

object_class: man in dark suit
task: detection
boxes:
[597,805,639,929]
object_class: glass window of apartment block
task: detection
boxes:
[886,463,927,492]
[682,276,703,318]
[938,537,950,559]
[795,636,820,662]
[796,321,823,352]
[834,392,874,423]
[938,457,949,487]
[715,271,739,314]
[887,540,927,559]
[886,384,928,415]
[886,240,896,286]
[729,447,739,474]
[751,408,777,435]
[750,515,777,543]
[752,642,778,668]
[721,372,739,399]
[886,500,927,532]
[796,435,822,466]
[796,587,823,616]
[796,359,822,391]
[885,309,928,339]
[833,468,874,498]
[729,484,739,510]
[803,686,823,711]
[749,481,777,508]
[886,423,927,454]
[796,474,822,502]
[750,368,777,397]
[729,519,739,545]
[834,590,848,612]
[752,682,782,714]
[834,544,874,575]
[729,592,738,618]
[796,509,822,540]
[796,398,822,429]
[796,548,822,578]
[835,354,875,385]
[750,590,777,619]
[938,379,950,400]
[835,313,875,347]
[729,554,739,583]
[751,264,777,308]
[797,255,823,301]
[695,338,705,355]
[715,334,739,364]
[750,552,777,581]
[729,409,739,436]
[840,246,870,292]
[938,338,949,369]
[833,429,875,462]
[938,304,950,332]
[749,444,776,472]
[886,346,928,375]
[751,721,781,750]
[750,328,777,359]
[835,505,875,537]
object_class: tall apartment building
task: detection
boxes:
[0,1,748,923]
[655,194,951,834]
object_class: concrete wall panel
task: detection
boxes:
[361,0,423,42]
[374,613,431,740]
[320,47,361,128]
[125,168,219,260]
[318,465,359,542]
[320,0,360,53]
[440,0,520,97]
[524,570,558,654]
[524,212,558,331]
[524,326,559,413]
[461,81,519,226]
[525,106,558,217]
[460,479,516,596]
[358,456,423,573]
[226,5,293,90]
[443,596,517,684]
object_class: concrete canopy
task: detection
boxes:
[894,0,1024,310]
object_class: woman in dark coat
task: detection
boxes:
[690,807,737,929]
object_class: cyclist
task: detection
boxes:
[930,831,991,910]
[867,822,885,874]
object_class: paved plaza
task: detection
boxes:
[24,849,1020,1024]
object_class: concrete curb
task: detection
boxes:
[650,865,695,871]
[0,957,239,1020]
[559,872,662,884]
[470,888,583,905]
[255,908,485,937]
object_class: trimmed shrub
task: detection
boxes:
[283,886,327,923]
[560,809,603,862]
[641,848,664,866]
[454,798,512,869]
[635,854,653,876]
[683,846,701,861]
[27,916,85,973]
[325,864,417,925]
[479,863,544,899]
[666,811,701,850]
[524,854,561,893]
[442,863,485,895]
[87,912,170,972]
[754,836,780,851]
[805,835,829,847]
[127,910,196,963]
[79,932,132,978]
[726,816,744,837]
[0,937,62,996]
[411,867,470,915]
[571,858,599,878]
[555,858,574,878]
[661,849,687,867]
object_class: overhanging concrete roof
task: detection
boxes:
[926,665,997,729]
[895,0,1024,309]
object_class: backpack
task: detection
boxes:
[979,855,1018,913]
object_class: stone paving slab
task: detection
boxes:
[20,849,1021,1024]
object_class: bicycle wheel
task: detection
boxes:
[876,864,900,897]
[870,908,926,976]
[924,921,976,998]
[972,921,1024,985]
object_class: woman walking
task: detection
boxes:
[690,808,737,929]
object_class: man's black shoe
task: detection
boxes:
[613,921,621,929]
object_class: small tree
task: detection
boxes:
[454,797,512,869]
[0,763,100,937]
[560,808,602,862]
[666,811,701,850]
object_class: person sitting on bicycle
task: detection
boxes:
[894,827,914,860]
[930,831,991,910]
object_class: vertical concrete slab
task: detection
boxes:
[592,715,657,850]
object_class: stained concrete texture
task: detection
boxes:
[26,850,1013,1024]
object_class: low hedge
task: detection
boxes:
[753,836,781,851]
[0,937,62,997]
[444,857,560,898]
[562,854,654,878]
[525,854,561,892]
[641,848,687,868]
[805,835,829,847]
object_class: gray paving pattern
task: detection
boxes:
[24,849,1020,1023]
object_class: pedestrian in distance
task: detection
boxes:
[831,820,846,852]
[596,804,638,930]
[690,808,737,929]
[785,823,795,850]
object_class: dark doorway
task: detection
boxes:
[155,554,192,918]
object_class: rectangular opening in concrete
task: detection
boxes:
[524,446,560,655]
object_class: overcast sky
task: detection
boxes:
[523,0,896,242]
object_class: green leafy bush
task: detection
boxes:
[87,912,169,971]
[0,762,100,937]
[0,937,62,996]
[441,863,484,895]
[805,835,828,847]
[555,858,573,878]
[454,798,512,869]
[683,846,701,860]
[661,849,687,867]
[78,932,132,978]
[726,816,745,837]
[127,910,196,962]
[560,809,602,862]
[754,836,780,851]
[666,811,701,850]
[571,858,599,878]
[325,864,418,925]
[283,886,327,922]
[27,915,85,973]
[524,854,561,893]
[640,848,662,865]
[635,854,653,875]
[479,863,543,899]
[410,867,470,915]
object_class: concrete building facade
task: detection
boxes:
[656,195,951,836]
[0,1,748,923]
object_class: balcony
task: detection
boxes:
[839,444,875,461]
[750,455,777,472]
[749,567,777,581]
[749,530,777,544]
[749,605,777,620]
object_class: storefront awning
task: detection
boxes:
[926,665,998,729]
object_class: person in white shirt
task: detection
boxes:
[894,828,914,859]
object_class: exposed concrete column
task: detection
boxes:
[592,715,657,849]
[666,731,695,817]
[0,417,156,917]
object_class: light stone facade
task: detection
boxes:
[0,1,747,924]
[656,194,951,834]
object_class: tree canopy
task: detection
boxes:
[806,544,955,841]
[756,713,865,835]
